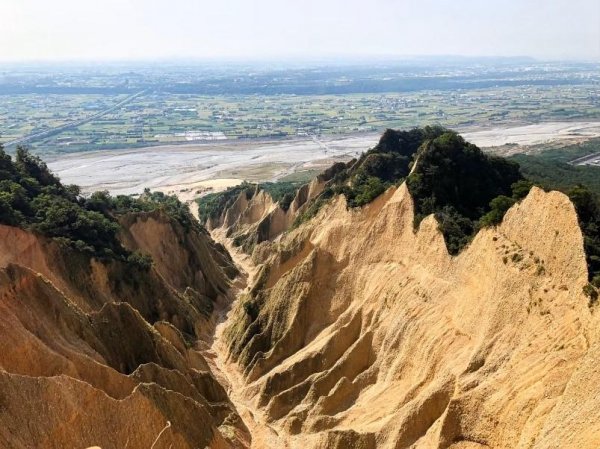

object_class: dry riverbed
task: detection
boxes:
[47,121,600,208]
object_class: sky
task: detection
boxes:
[0,0,599,62]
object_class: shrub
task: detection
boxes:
[127,251,153,271]
[293,127,449,225]
[243,300,259,321]
[259,182,302,209]
[583,283,598,305]
[479,196,516,228]
[197,182,254,223]
[565,185,600,284]
[434,206,475,254]
[347,176,388,207]
[0,144,189,267]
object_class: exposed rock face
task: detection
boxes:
[3,168,600,448]
[120,210,237,295]
[222,184,600,448]
[207,164,345,252]
[0,212,249,449]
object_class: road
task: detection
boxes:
[3,90,148,147]
[570,152,600,166]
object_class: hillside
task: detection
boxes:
[3,130,600,448]
[205,128,600,448]
[0,146,249,448]
[203,128,600,284]
[220,182,600,448]
[200,128,529,254]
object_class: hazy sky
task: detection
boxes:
[1,0,599,62]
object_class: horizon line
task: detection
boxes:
[1,54,599,66]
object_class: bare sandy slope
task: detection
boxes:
[0,213,250,449]
[215,183,600,448]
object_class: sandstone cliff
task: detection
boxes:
[205,163,347,253]
[219,183,600,448]
[0,211,250,449]
[3,132,600,449]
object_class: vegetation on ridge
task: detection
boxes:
[193,126,600,292]
[0,144,196,265]
[197,182,255,224]
[406,131,526,254]
[346,131,600,286]
[260,181,302,211]
[293,126,447,225]
[563,185,600,290]
[196,180,303,224]
[294,127,528,254]
[331,126,449,208]
[511,154,600,196]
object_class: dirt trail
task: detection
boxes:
[202,230,291,449]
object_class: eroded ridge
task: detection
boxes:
[0,211,250,449]
[214,183,600,449]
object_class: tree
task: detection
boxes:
[479,196,516,227]
[15,146,61,188]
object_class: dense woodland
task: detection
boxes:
[292,127,528,254]
[406,131,527,253]
[512,155,600,195]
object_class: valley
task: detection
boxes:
[2,127,600,447]
[2,61,599,156]
[2,0,600,446]
[193,141,600,447]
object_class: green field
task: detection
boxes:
[2,85,599,155]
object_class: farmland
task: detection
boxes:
[1,60,599,155]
